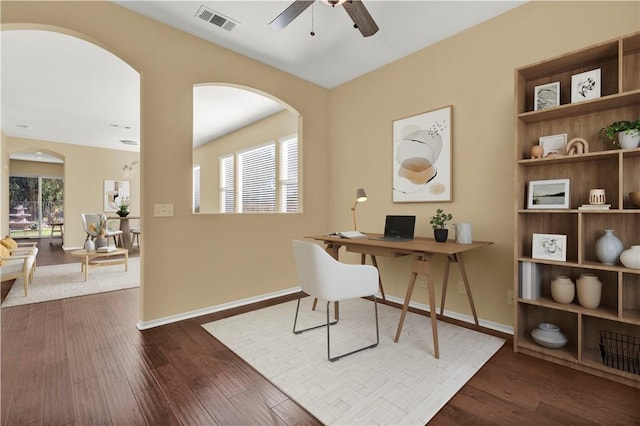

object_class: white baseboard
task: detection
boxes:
[382,293,514,336]
[136,288,513,335]
[136,287,301,330]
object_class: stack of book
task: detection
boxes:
[519,261,542,300]
[578,204,610,211]
[97,245,118,253]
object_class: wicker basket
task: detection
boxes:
[599,330,640,375]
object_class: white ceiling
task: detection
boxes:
[1,1,524,161]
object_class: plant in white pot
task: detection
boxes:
[430,208,453,242]
[598,119,640,149]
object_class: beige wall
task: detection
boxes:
[328,1,639,326]
[4,136,140,246]
[1,1,637,328]
[193,110,298,213]
[1,1,329,323]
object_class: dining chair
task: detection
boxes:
[291,239,379,362]
[81,213,122,247]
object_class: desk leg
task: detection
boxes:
[394,254,439,359]
[439,255,453,317]
[456,253,479,325]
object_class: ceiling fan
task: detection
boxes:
[269,0,379,38]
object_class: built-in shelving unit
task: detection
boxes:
[514,31,640,388]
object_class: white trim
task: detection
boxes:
[136,286,301,330]
[136,288,513,335]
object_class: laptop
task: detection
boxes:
[370,215,416,242]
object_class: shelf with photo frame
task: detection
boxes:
[514,31,640,387]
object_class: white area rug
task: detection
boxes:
[2,257,139,308]
[203,297,504,425]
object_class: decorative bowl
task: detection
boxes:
[531,323,568,349]
[629,192,640,208]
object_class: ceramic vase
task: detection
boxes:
[454,223,472,244]
[84,238,95,252]
[620,245,640,269]
[550,276,575,304]
[577,273,602,309]
[95,236,108,250]
[595,229,623,265]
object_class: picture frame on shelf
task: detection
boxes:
[392,105,452,203]
[534,81,560,111]
[571,68,601,103]
[539,133,568,157]
[527,178,570,209]
[532,233,567,262]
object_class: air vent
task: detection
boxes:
[120,139,138,146]
[195,6,239,32]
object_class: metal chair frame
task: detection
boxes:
[293,296,379,362]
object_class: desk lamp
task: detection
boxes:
[351,188,367,231]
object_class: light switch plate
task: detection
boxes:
[154,204,174,217]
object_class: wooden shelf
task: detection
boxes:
[514,31,640,388]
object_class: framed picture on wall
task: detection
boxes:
[104,180,130,212]
[392,105,452,203]
[571,68,601,103]
[534,82,560,111]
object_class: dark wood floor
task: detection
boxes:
[2,241,639,425]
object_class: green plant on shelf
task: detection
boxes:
[598,119,640,149]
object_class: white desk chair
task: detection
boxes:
[292,239,380,362]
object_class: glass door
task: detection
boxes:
[9,176,64,239]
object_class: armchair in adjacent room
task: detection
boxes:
[291,239,380,362]
[0,243,36,296]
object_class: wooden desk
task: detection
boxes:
[308,234,492,359]
[107,216,140,250]
[70,248,128,282]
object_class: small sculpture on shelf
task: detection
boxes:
[530,145,544,159]
[565,137,589,155]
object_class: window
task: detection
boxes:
[193,165,200,213]
[220,155,235,213]
[280,136,298,212]
[219,136,298,213]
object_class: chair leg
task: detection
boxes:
[293,296,338,334]
[327,297,379,362]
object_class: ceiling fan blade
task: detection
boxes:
[343,0,378,37]
[269,0,316,30]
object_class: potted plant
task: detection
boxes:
[598,119,640,149]
[429,208,453,242]
[116,196,131,217]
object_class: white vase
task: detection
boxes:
[618,129,640,149]
[620,245,640,269]
[84,238,95,252]
[595,229,623,265]
[550,276,575,304]
[576,273,602,309]
[454,223,472,244]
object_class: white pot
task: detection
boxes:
[618,129,640,149]
[620,245,640,269]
